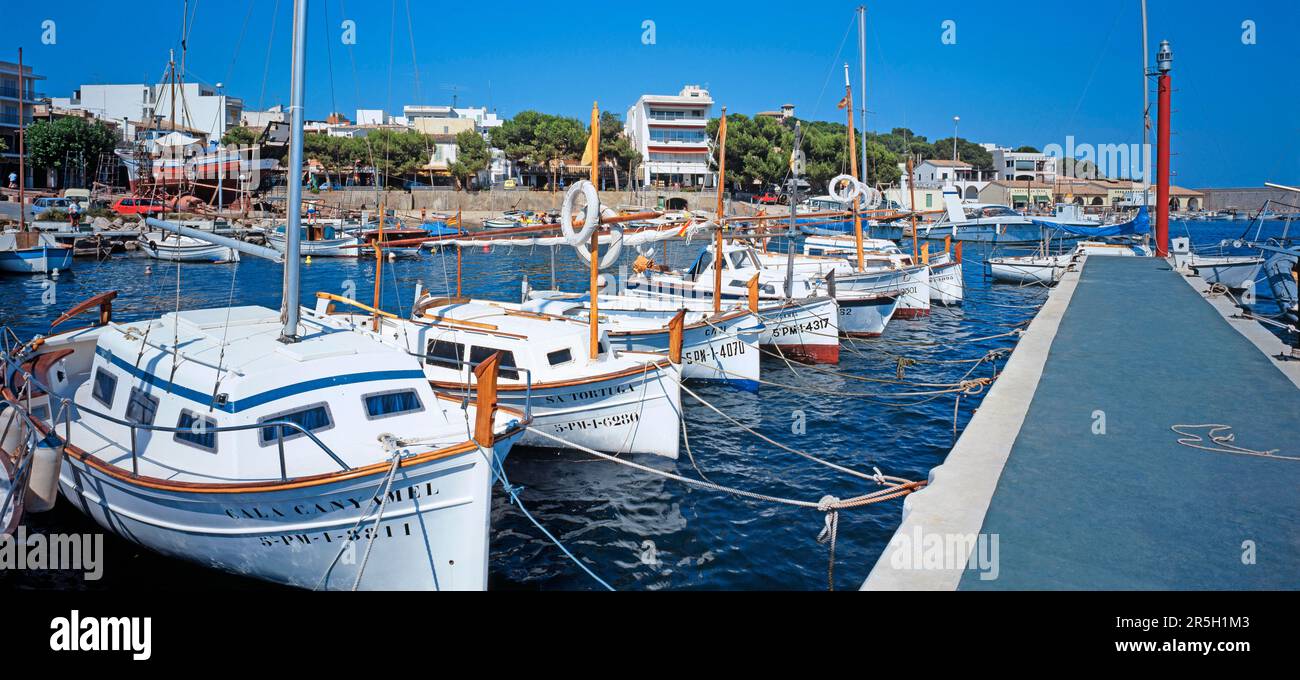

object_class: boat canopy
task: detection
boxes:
[1032,206,1150,237]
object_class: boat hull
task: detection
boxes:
[754,296,841,363]
[0,245,76,275]
[138,237,240,263]
[267,233,361,258]
[489,364,682,459]
[605,315,763,390]
[988,255,1070,284]
[929,261,964,305]
[1173,254,1264,291]
[56,431,520,590]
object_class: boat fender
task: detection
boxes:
[25,432,64,513]
[560,180,601,247]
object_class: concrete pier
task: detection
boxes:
[864,256,1300,590]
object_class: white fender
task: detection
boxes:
[560,181,601,247]
[25,433,62,513]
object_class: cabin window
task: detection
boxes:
[125,387,159,426]
[258,404,333,445]
[363,389,424,419]
[685,252,708,281]
[469,346,519,380]
[91,368,117,408]
[425,338,466,369]
[175,410,218,452]
[547,348,573,366]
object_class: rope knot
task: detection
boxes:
[817,494,840,513]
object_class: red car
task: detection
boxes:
[755,193,780,205]
[112,197,169,216]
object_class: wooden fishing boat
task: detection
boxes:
[0,232,76,275]
[266,223,361,257]
[137,231,240,263]
[987,253,1074,285]
[314,293,685,459]
[520,292,764,389]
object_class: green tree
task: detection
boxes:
[449,130,490,189]
[221,125,259,146]
[598,111,640,190]
[25,117,118,186]
[1014,145,1040,153]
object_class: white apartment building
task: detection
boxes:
[625,84,714,188]
[1,60,45,184]
[990,146,1057,184]
[912,159,990,199]
[241,105,285,129]
[53,82,241,143]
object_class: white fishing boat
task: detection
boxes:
[0,298,524,590]
[1075,240,1152,257]
[912,188,1078,245]
[0,0,526,591]
[314,293,684,458]
[802,234,964,306]
[752,246,929,319]
[987,253,1074,285]
[520,291,764,389]
[1170,239,1263,291]
[138,231,241,263]
[626,243,890,339]
[266,223,360,257]
[0,231,76,275]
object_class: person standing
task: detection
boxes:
[67,199,81,227]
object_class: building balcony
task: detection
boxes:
[0,85,44,101]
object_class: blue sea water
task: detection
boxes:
[1,220,1287,590]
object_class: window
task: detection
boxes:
[469,346,519,380]
[175,410,218,452]
[363,389,424,419]
[91,368,117,408]
[547,348,573,366]
[125,387,159,426]
[258,404,333,445]
[424,338,465,369]
[925,194,933,208]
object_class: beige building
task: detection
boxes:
[979,180,1054,209]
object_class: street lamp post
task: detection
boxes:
[952,116,960,161]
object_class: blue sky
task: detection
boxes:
[10,0,1298,187]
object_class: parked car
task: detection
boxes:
[112,197,169,216]
[29,197,74,220]
[62,188,92,211]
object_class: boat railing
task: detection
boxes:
[0,350,352,482]
[407,350,532,424]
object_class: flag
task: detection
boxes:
[580,101,599,170]
[836,95,849,110]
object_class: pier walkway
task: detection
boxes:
[864,256,1300,590]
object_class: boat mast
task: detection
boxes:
[1140,0,1151,209]
[785,122,802,299]
[17,47,25,233]
[844,64,864,272]
[588,101,600,359]
[714,107,728,314]
[858,5,868,186]
[278,0,307,343]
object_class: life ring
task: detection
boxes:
[560,180,601,247]
[828,174,860,203]
[573,226,623,269]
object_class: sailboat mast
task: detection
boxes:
[858,5,868,186]
[1141,0,1151,207]
[785,122,802,299]
[714,108,728,314]
[844,65,864,272]
[588,102,600,360]
[279,0,308,343]
[16,47,25,233]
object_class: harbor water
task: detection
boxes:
[1,220,1288,590]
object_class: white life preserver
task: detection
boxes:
[828,174,883,210]
[560,180,601,247]
[573,226,624,269]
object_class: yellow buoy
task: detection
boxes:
[305,255,313,264]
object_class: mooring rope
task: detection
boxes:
[1171,424,1298,462]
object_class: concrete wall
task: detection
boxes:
[1198,187,1299,212]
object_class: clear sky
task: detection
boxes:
[10,0,1298,187]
